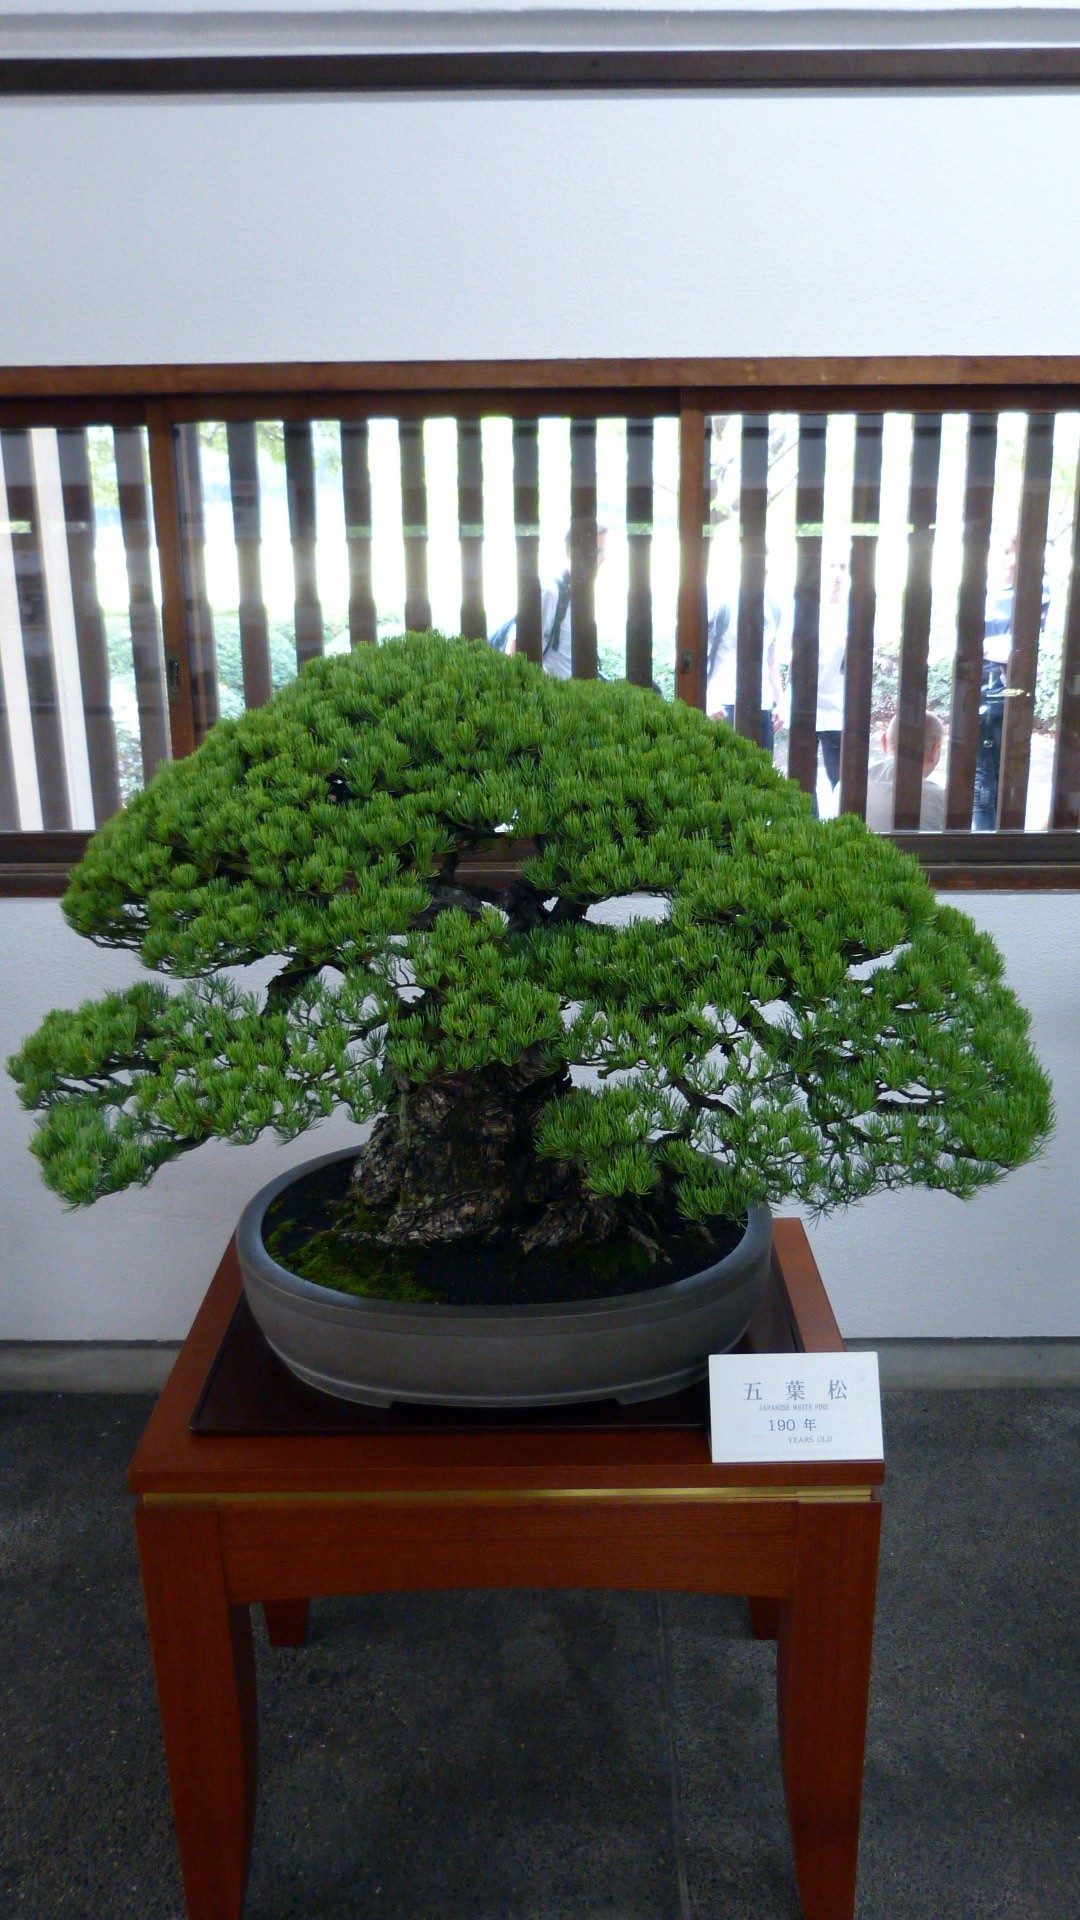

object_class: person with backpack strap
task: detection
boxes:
[489,529,607,678]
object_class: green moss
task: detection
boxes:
[265,1220,438,1303]
[265,1207,737,1309]
[263,1169,438,1301]
[259,1155,742,1307]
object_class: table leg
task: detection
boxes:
[264,1599,310,1647]
[748,1597,780,1640]
[135,1505,257,1920]
[776,1500,881,1920]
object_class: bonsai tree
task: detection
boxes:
[9,634,1052,1274]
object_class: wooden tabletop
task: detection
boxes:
[129,1219,884,1502]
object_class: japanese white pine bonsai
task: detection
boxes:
[9,634,1052,1289]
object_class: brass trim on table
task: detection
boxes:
[139,1483,877,1509]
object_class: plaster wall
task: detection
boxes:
[1,894,1076,1341]
[2,93,1080,363]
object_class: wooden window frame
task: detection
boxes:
[5,50,1080,94]
[2,356,1080,895]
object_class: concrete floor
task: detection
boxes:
[1,1389,1077,1920]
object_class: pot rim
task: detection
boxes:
[238,1147,773,1328]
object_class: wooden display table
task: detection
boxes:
[129,1220,883,1920]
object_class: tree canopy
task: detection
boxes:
[9,634,1052,1223]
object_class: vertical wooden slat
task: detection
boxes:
[513,420,542,667]
[457,419,486,641]
[173,422,219,744]
[838,415,884,820]
[0,446,38,827]
[147,412,199,758]
[998,413,1054,830]
[399,420,431,633]
[30,429,96,828]
[625,418,653,687]
[676,402,708,709]
[1050,454,1080,829]
[0,693,17,827]
[702,414,714,573]
[734,414,769,741]
[787,415,826,795]
[225,423,273,710]
[699,413,714,696]
[55,427,121,821]
[569,418,598,680]
[892,414,942,829]
[945,413,997,829]
[701,414,717,694]
[340,421,377,646]
[115,424,172,778]
[283,422,323,667]
[0,427,70,828]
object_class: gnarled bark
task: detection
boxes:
[345,1051,624,1255]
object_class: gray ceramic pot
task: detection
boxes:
[237,1149,773,1408]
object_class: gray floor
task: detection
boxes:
[1,1391,1077,1920]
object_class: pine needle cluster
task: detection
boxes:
[9,634,1052,1227]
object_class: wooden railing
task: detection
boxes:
[2,359,1080,892]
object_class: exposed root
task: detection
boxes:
[341,1055,666,1258]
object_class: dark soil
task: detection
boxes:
[263,1156,745,1309]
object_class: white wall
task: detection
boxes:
[805,894,1080,1339]
[0,901,364,1340]
[3,93,1080,364]
[1,894,1077,1341]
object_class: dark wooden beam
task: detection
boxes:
[0,827,90,895]
[5,825,1078,900]
[890,829,1080,890]
[8,358,1080,405]
[9,48,1080,98]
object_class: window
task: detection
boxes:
[2,365,1078,892]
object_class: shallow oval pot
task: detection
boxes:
[237,1149,773,1409]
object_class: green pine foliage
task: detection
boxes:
[9,633,1052,1220]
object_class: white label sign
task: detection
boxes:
[709,1352,883,1465]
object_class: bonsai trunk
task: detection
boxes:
[345,1053,627,1256]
